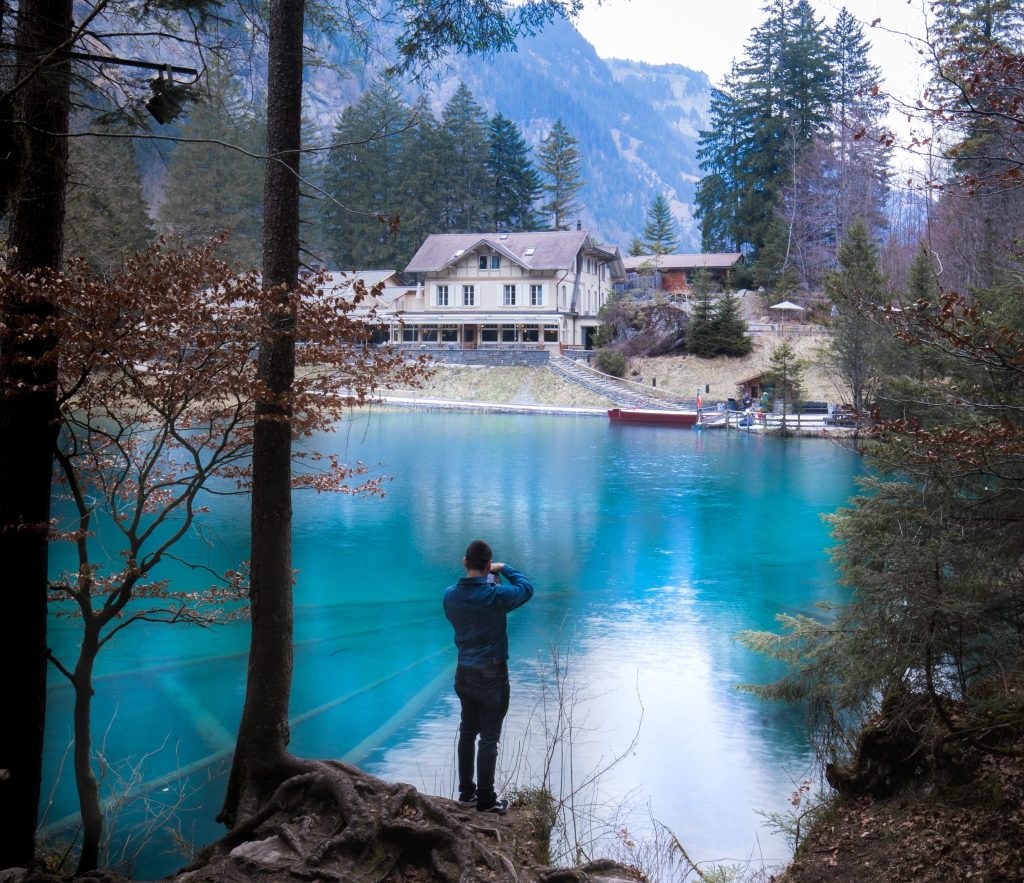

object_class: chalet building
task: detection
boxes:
[388,231,625,350]
[617,252,743,297]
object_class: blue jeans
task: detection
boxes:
[455,662,510,808]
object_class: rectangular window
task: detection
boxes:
[530,284,544,306]
[544,327,559,343]
[503,284,517,306]
[402,327,417,342]
[501,327,517,342]
[491,255,500,269]
[478,255,488,270]
[522,326,539,342]
[436,284,449,306]
[420,327,438,342]
[462,285,475,306]
[481,325,499,343]
[441,326,458,342]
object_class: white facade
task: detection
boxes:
[394,231,625,349]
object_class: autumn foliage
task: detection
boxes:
[2,238,427,872]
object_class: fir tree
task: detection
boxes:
[696,0,835,270]
[320,79,413,268]
[157,64,265,269]
[538,119,584,230]
[686,288,717,357]
[437,83,489,232]
[627,236,648,257]
[485,112,541,232]
[827,8,890,239]
[641,193,679,255]
[764,339,804,426]
[65,125,153,276]
[824,217,888,413]
[712,291,753,356]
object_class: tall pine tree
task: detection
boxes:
[641,193,679,255]
[485,112,541,232]
[320,79,413,267]
[538,118,584,230]
[437,83,489,232]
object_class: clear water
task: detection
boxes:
[42,410,860,878]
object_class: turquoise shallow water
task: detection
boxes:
[43,410,861,877]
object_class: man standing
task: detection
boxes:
[443,539,534,815]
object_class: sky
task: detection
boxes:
[576,0,932,104]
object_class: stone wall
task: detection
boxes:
[396,346,551,367]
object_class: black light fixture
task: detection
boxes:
[146,67,187,125]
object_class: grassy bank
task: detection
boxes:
[382,365,616,408]
[382,333,843,408]
[627,333,840,404]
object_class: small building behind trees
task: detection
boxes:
[617,252,743,299]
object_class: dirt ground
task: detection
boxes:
[778,751,1024,883]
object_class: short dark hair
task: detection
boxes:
[464,540,492,571]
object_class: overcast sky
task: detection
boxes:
[575,0,932,101]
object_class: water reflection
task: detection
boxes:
[43,410,859,877]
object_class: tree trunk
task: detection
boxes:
[72,628,102,875]
[219,0,306,828]
[0,0,72,868]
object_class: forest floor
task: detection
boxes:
[381,332,839,407]
[777,749,1024,883]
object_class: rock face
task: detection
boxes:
[402,23,710,249]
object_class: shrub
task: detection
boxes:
[594,348,627,377]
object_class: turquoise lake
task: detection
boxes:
[43,409,861,878]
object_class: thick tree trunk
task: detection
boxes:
[0,0,72,869]
[219,0,306,828]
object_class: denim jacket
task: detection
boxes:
[443,565,534,667]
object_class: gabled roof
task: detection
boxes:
[622,253,743,272]
[405,231,594,273]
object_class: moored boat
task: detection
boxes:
[607,408,698,426]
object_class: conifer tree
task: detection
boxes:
[627,236,648,256]
[321,79,413,267]
[158,65,265,269]
[437,82,489,232]
[712,291,753,356]
[641,193,679,255]
[686,288,717,357]
[824,217,889,413]
[64,126,153,276]
[695,76,747,252]
[485,112,541,231]
[538,118,584,230]
[696,0,835,271]
[764,339,804,426]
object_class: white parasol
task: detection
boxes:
[769,300,805,330]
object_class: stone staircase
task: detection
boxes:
[546,353,693,409]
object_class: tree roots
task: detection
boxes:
[176,758,638,882]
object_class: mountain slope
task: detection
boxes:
[304,18,712,249]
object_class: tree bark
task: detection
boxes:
[0,0,72,868]
[72,627,102,875]
[219,0,306,828]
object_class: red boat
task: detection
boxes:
[607,408,698,426]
